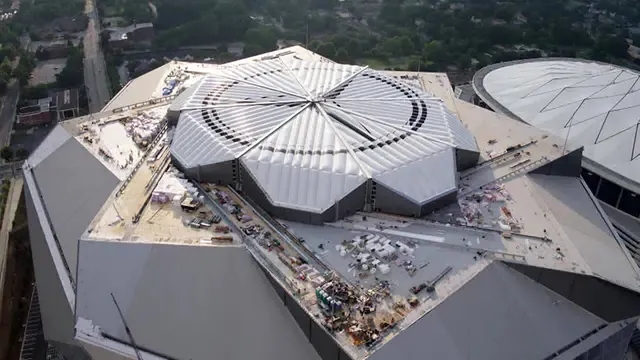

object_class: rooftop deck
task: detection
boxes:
[83,112,241,246]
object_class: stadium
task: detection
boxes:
[24,47,640,360]
[473,58,640,264]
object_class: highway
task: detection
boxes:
[83,0,111,113]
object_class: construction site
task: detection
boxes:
[21,46,640,360]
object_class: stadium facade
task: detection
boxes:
[473,58,640,265]
[23,47,640,360]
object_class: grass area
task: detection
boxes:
[356,58,388,69]
[103,6,124,17]
[107,63,122,95]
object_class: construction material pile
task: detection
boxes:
[125,110,165,148]
[458,183,519,233]
[151,168,197,204]
[161,68,190,96]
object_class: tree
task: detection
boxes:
[308,40,321,52]
[594,35,630,59]
[378,0,404,25]
[316,42,336,59]
[398,36,414,56]
[1,147,13,163]
[422,40,447,66]
[243,43,266,57]
[0,44,17,62]
[244,26,278,52]
[56,47,84,88]
[334,48,350,63]
[345,39,361,58]
[456,54,472,70]
[126,60,141,75]
[15,147,28,160]
[0,58,12,75]
[407,56,423,71]
[22,84,50,100]
[13,64,31,87]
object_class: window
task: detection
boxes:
[618,190,640,218]
[581,168,600,194]
[597,178,622,207]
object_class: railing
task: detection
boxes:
[110,94,177,114]
[226,186,332,273]
[19,286,42,360]
[192,182,291,286]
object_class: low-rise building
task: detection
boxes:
[16,89,80,127]
[16,98,53,127]
[54,89,79,121]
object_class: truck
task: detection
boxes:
[214,225,230,234]
[181,197,201,212]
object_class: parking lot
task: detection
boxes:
[29,59,66,86]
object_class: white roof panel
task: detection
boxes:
[476,59,640,188]
[172,55,479,213]
[242,106,368,212]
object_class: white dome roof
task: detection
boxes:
[171,57,478,213]
[476,59,640,188]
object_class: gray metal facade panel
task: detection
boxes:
[185,160,235,185]
[239,162,366,224]
[28,124,71,168]
[601,203,640,241]
[527,174,640,292]
[24,182,76,345]
[76,240,321,360]
[368,262,605,360]
[32,137,119,279]
[79,340,134,360]
[506,263,640,323]
[327,181,366,221]
[455,148,480,171]
[531,148,584,177]
[374,181,422,217]
[551,318,637,360]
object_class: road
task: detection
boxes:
[0,81,19,149]
[0,162,24,177]
[83,0,111,113]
